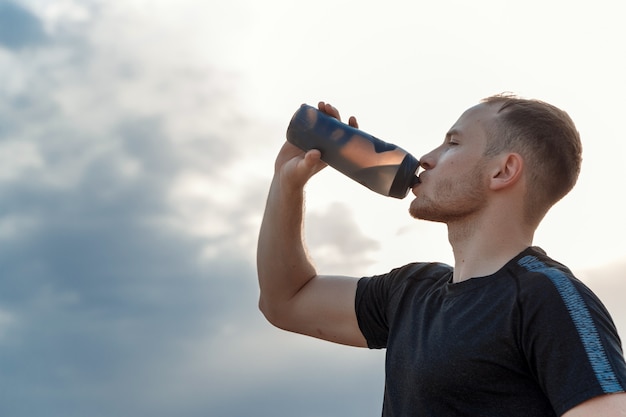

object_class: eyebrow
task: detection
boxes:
[445,129,461,140]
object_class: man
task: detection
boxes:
[256,95,626,416]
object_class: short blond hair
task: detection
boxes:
[481,94,582,224]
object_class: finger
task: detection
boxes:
[318,101,341,121]
[348,116,359,128]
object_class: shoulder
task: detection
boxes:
[358,262,452,298]
[504,247,620,352]
[514,247,575,285]
[355,262,452,349]
[508,249,626,414]
[510,247,588,301]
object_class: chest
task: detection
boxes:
[385,286,533,399]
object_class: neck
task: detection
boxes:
[447,213,534,283]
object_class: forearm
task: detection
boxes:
[257,174,317,324]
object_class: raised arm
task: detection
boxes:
[256,102,367,347]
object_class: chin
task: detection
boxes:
[409,201,429,220]
[409,200,447,223]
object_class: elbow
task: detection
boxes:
[258,296,272,322]
[258,296,290,330]
[258,295,277,325]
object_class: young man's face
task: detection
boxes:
[409,103,499,223]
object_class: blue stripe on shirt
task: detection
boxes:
[518,255,623,393]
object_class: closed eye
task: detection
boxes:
[444,129,461,146]
[446,138,459,146]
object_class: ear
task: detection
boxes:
[489,153,523,191]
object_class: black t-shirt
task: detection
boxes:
[356,247,626,416]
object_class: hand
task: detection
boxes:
[273,141,325,190]
[317,101,359,130]
[274,101,359,189]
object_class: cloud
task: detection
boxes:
[10,2,623,417]
[0,1,47,50]
[0,3,263,416]
[307,202,380,274]
[0,2,385,416]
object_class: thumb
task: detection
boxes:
[296,149,326,180]
[303,149,322,165]
[302,149,326,172]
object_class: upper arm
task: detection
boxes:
[562,392,626,417]
[271,274,368,348]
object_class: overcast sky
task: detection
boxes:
[1,1,625,416]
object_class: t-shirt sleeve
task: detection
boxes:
[355,274,392,349]
[355,262,445,349]
[355,264,420,349]
[517,270,626,416]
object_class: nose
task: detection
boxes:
[419,149,437,170]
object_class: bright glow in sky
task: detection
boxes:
[212,0,626,272]
[1,0,625,416]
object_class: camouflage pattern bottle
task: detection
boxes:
[286,104,420,199]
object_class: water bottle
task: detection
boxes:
[286,104,420,199]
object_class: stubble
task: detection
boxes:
[409,163,488,223]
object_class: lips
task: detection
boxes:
[411,173,424,195]
[411,180,421,196]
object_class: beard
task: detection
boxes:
[409,164,488,223]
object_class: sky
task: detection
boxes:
[0,0,625,416]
